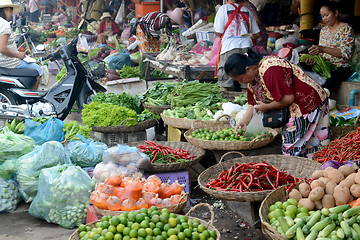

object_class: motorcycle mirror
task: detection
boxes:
[36,44,45,51]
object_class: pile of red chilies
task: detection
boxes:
[313,127,360,164]
[205,161,307,193]
[138,141,195,163]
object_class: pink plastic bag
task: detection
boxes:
[190,41,212,54]
[208,36,221,66]
[121,25,131,40]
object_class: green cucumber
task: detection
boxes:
[318,223,336,238]
[305,229,319,240]
[338,213,344,223]
[357,215,360,224]
[296,226,305,240]
[337,228,345,238]
[340,221,352,238]
[285,219,304,238]
[331,213,339,220]
[321,208,330,216]
[278,216,289,233]
[352,227,360,240]
[330,205,351,214]
[284,216,294,227]
[331,236,340,240]
[310,217,332,232]
[353,223,360,236]
[277,226,285,236]
[303,211,321,234]
[345,215,357,225]
[343,206,360,218]
[271,220,278,226]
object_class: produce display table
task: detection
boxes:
[142,53,215,82]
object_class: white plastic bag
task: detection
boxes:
[115,0,125,25]
[76,35,89,53]
[246,109,268,136]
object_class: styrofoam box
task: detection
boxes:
[196,30,215,43]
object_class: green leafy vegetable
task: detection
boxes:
[63,121,92,142]
[142,82,183,106]
[299,54,337,79]
[56,65,67,82]
[116,66,141,79]
[92,92,143,114]
[137,109,160,122]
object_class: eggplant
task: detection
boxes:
[321,160,341,170]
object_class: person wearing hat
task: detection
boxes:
[135,8,184,54]
[0,0,42,90]
[97,12,120,44]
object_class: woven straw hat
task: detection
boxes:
[166,8,185,25]
[100,12,112,20]
[0,0,23,14]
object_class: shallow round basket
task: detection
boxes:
[198,154,320,202]
[92,118,158,133]
[95,193,189,216]
[161,114,231,130]
[184,120,278,151]
[127,141,206,172]
[69,203,221,240]
[259,184,296,240]
[330,105,360,140]
[143,103,171,115]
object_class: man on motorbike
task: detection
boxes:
[0,0,41,90]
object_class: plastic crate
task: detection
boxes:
[145,170,190,195]
[101,131,147,146]
[135,2,160,18]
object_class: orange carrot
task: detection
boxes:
[349,198,360,208]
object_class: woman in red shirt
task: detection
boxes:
[225,51,330,158]
[97,12,120,44]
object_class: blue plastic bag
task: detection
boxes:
[65,135,108,168]
[107,49,131,71]
[24,117,65,145]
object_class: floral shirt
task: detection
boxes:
[319,23,354,68]
[247,56,328,118]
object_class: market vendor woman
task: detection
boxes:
[135,8,185,54]
[225,51,330,158]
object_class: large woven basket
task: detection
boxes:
[259,184,298,240]
[127,141,206,172]
[69,203,221,240]
[330,105,360,140]
[143,103,171,115]
[92,118,158,133]
[161,114,231,130]
[198,153,321,202]
[95,192,189,216]
[184,120,278,151]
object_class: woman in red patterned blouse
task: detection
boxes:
[225,51,330,158]
[305,1,354,94]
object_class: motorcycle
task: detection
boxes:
[0,36,106,120]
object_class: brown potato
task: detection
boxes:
[299,183,311,198]
[355,172,360,185]
[349,194,355,203]
[312,170,324,179]
[314,200,323,210]
[309,187,325,201]
[324,167,335,178]
[311,180,326,189]
[339,165,356,178]
[321,194,336,208]
[298,198,315,211]
[350,184,360,198]
[339,175,355,189]
[333,186,350,206]
[327,169,345,184]
[318,177,330,185]
[325,181,337,195]
[289,189,302,202]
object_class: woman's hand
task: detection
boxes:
[234,122,247,136]
[254,101,271,112]
[305,57,316,66]
[308,45,325,55]
[17,52,26,60]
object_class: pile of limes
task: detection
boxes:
[190,128,268,142]
[77,206,217,240]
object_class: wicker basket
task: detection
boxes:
[92,118,158,133]
[142,103,171,115]
[127,141,206,172]
[69,203,221,240]
[161,114,231,130]
[259,184,296,240]
[95,192,189,216]
[330,105,360,140]
[198,153,321,202]
[184,120,278,151]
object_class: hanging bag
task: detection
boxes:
[214,3,250,78]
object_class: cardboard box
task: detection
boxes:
[196,30,215,43]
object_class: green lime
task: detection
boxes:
[110,217,120,226]
[160,213,169,224]
[95,228,102,235]
[105,232,114,240]
[123,227,131,236]
[287,198,298,206]
[127,221,134,228]
[131,222,140,231]
[137,237,145,240]
[145,227,153,236]
[138,228,147,238]
[192,232,200,240]
[102,216,110,222]
[209,230,217,238]
[181,222,189,229]
[127,213,136,222]
[197,224,206,233]
[102,221,110,229]
[140,220,150,229]
[286,205,298,214]
[108,225,117,234]
[153,228,162,236]
[169,213,177,219]
[86,226,92,232]
[177,232,186,240]
[145,236,153,240]
[184,228,192,238]
[116,224,125,233]
[136,214,145,223]
[152,215,161,224]
[192,220,200,229]
[79,224,87,232]
[285,210,295,219]
[151,211,160,218]
[140,208,148,215]
[169,235,178,240]
[199,233,207,240]
[167,228,177,236]
[93,234,101,240]
[161,231,168,239]
[150,206,158,211]
[161,208,170,214]
[282,201,290,210]
[298,207,309,215]
[156,222,164,230]
[163,223,172,232]
[129,229,138,238]
[202,230,210,238]
[149,222,156,229]
[175,225,184,233]
[119,217,128,226]
[98,237,105,240]
[80,231,86,238]
[95,222,102,228]
[274,201,283,209]
[123,236,130,240]
[114,233,122,240]
[154,236,164,240]
[168,218,177,228]
[101,229,108,237]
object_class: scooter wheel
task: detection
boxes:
[0,90,16,104]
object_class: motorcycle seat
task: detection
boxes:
[0,67,38,77]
